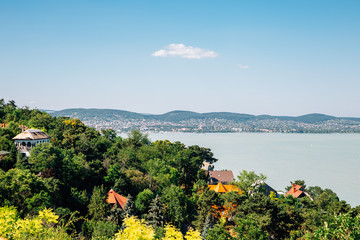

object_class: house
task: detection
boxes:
[12,129,50,156]
[208,182,241,219]
[208,170,234,184]
[106,189,128,210]
[252,180,279,197]
[202,161,214,171]
[285,183,313,201]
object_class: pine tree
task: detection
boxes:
[147,194,165,227]
[109,204,123,226]
[122,194,135,218]
[201,214,212,239]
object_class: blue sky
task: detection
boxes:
[1,1,359,116]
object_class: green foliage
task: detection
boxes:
[147,194,165,228]
[233,216,267,239]
[201,215,212,239]
[191,180,221,230]
[0,168,52,216]
[235,193,299,239]
[0,206,72,240]
[88,185,110,220]
[82,219,119,240]
[304,211,360,239]
[135,188,155,213]
[101,128,117,141]
[125,129,151,148]
[1,100,359,239]
[206,218,234,240]
[161,185,191,229]
[235,170,267,196]
[109,204,123,226]
[122,194,136,218]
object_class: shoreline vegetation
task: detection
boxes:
[1,99,360,239]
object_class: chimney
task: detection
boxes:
[292,183,296,192]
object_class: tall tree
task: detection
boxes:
[235,170,267,196]
[88,185,110,220]
[122,194,136,218]
[147,194,165,228]
[161,185,191,229]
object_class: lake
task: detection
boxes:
[145,132,360,207]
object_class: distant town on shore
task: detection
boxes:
[49,108,360,133]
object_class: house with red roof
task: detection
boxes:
[285,183,313,201]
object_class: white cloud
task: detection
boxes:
[238,64,250,69]
[152,43,218,59]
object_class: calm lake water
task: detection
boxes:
[145,133,360,207]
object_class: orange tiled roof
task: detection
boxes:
[106,189,128,210]
[285,184,312,199]
[208,182,241,193]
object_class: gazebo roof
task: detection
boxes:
[106,189,128,210]
[208,182,241,194]
[13,129,50,140]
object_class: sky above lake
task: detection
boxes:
[1,1,359,117]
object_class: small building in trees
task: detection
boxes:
[208,182,241,194]
[285,183,313,200]
[202,161,214,171]
[106,189,128,210]
[208,170,234,184]
[252,180,279,197]
[208,182,241,219]
[13,129,50,156]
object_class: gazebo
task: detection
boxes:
[13,129,50,156]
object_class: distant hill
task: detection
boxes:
[50,109,359,123]
[49,108,360,133]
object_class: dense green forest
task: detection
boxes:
[0,99,359,240]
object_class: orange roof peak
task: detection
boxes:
[208,183,241,194]
[106,189,128,210]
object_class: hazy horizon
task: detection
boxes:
[39,107,360,118]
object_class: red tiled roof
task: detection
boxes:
[285,184,311,199]
[106,189,128,210]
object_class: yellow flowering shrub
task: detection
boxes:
[185,227,201,240]
[163,224,183,240]
[63,118,83,127]
[0,206,18,239]
[115,216,155,240]
[0,206,71,240]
